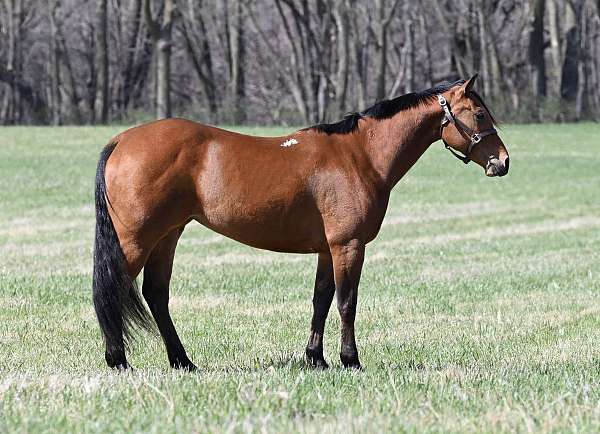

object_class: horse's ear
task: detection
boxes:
[463,73,479,94]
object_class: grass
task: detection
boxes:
[0,123,599,433]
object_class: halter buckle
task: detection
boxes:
[471,133,482,144]
[437,95,448,106]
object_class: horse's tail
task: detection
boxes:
[93,140,155,353]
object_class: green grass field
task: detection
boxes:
[0,123,599,433]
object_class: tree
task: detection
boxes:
[0,0,598,125]
[144,0,176,119]
[179,0,219,122]
[113,0,152,118]
[228,0,246,124]
[2,0,23,124]
[48,0,62,125]
[528,0,547,100]
[333,0,350,117]
[373,0,401,100]
[95,0,109,123]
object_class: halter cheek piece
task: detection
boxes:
[437,94,497,164]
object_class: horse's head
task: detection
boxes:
[439,74,509,177]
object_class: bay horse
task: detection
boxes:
[93,75,509,371]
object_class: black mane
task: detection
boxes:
[307,80,466,135]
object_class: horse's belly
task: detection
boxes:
[195,183,327,253]
[197,209,326,253]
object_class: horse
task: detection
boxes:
[93,74,509,371]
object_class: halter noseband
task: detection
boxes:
[438,94,497,164]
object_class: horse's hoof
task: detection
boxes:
[308,358,329,370]
[113,363,132,372]
[344,363,362,370]
[306,348,329,369]
[171,358,198,372]
[340,353,361,370]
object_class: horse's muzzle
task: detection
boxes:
[486,156,509,177]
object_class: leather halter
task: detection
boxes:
[438,94,497,164]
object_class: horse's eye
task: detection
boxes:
[475,112,486,121]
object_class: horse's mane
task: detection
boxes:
[306,80,467,135]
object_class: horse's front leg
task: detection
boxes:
[330,239,365,369]
[306,252,335,368]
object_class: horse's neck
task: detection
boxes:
[363,103,442,189]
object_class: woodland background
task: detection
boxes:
[0,0,599,126]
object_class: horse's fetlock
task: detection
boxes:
[105,350,128,369]
[306,346,328,369]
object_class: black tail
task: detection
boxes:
[93,141,155,354]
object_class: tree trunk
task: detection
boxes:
[575,2,590,119]
[403,4,415,94]
[95,0,109,123]
[349,4,368,108]
[144,0,176,119]
[590,6,600,117]
[156,39,171,119]
[4,0,23,124]
[547,0,562,97]
[528,0,547,99]
[272,0,322,123]
[374,0,387,100]
[0,64,47,123]
[560,3,581,103]
[48,0,62,125]
[488,25,503,98]
[247,4,310,122]
[418,3,433,88]
[55,7,81,123]
[477,5,491,97]
[229,0,246,124]
[120,0,143,116]
[333,0,349,117]
[84,23,97,123]
[180,0,219,122]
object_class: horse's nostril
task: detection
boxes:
[504,157,510,172]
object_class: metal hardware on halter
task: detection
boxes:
[437,94,498,165]
[438,95,453,127]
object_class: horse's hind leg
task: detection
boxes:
[142,227,196,370]
[306,252,335,368]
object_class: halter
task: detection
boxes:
[437,94,497,164]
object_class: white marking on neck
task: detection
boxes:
[281,138,299,148]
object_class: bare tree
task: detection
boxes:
[333,0,350,117]
[179,0,219,121]
[560,2,581,103]
[0,0,598,125]
[547,0,562,97]
[144,0,176,119]
[528,0,547,101]
[2,0,23,123]
[48,0,62,125]
[95,0,108,123]
[111,0,144,118]
[181,0,220,121]
[228,0,246,124]
[373,0,401,100]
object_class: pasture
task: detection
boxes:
[1,123,599,433]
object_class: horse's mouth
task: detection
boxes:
[486,157,509,177]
